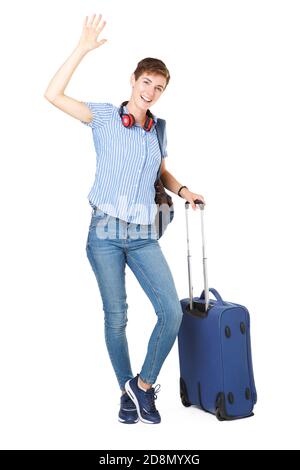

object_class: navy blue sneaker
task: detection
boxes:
[125,375,161,424]
[118,392,139,424]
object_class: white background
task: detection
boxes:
[0,0,299,450]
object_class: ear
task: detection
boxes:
[130,73,136,88]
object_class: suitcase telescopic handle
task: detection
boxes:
[185,200,209,312]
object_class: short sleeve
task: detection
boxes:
[80,102,113,129]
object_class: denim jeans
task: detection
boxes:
[86,207,183,391]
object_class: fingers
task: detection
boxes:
[96,19,106,34]
[192,195,206,209]
[94,13,103,28]
[97,39,107,46]
[87,13,97,27]
[197,195,205,205]
[85,13,105,30]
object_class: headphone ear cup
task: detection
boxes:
[122,113,135,128]
[143,116,154,132]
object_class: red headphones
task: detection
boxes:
[119,101,154,132]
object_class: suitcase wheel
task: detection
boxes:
[216,408,225,421]
[180,378,191,407]
[181,394,191,407]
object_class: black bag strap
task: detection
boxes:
[155,118,166,181]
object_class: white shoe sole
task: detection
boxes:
[125,380,160,424]
[118,416,139,424]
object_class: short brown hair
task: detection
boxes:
[133,57,170,88]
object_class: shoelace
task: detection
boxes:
[145,384,161,412]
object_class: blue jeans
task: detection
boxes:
[86,207,183,391]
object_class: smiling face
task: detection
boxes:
[130,72,167,111]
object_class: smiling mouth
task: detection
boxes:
[141,95,152,103]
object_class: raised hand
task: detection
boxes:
[77,14,107,52]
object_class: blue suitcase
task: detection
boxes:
[178,201,257,420]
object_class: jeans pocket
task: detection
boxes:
[89,210,108,231]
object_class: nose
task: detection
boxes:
[145,87,155,99]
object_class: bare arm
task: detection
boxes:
[44,14,107,123]
[160,159,206,208]
[160,160,184,195]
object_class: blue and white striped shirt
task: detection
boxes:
[81,102,168,225]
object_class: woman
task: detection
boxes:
[44,13,205,425]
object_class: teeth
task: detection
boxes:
[141,95,151,102]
